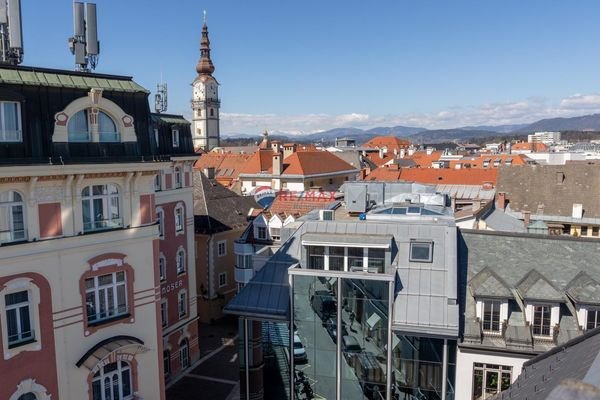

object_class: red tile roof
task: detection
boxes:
[278,151,357,175]
[449,154,530,169]
[194,152,253,185]
[363,136,411,150]
[364,166,498,185]
[239,149,276,174]
[268,191,339,216]
[365,152,395,167]
[406,150,443,167]
[511,142,548,152]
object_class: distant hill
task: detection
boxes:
[407,129,503,144]
[459,123,528,133]
[515,114,600,133]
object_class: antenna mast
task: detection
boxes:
[68,2,100,72]
[155,82,168,113]
[0,0,24,65]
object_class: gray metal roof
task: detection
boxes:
[482,208,527,232]
[493,327,600,400]
[436,184,495,201]
[301,233,392,248]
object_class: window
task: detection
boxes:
[217,240,227,257]
[164,351,171,378]
[156,208,164,239]
[593,227,599,237]
[17,394,37,400]
[161,300,168,327]
[154,173,162,191]
[307,246,325,269]
[270,227,281,241]
[219,272,227,288]
[91,361,132,400]
[532,304,552,336]
[159,255,166,282]
[587,309,600,330]
[175,206,184,232]
[178,291,187,318]
[367,248,385,273]
[409,241,433,263]
[172,129,180,147]
[176,249,186,274]
[329,247,345,271]
[582,226,589,236]
[68,110,119,142]
[0,101,21,142]
[82,184,121,232]
[180,340,189,369]
[257,226,267,240]
[0,191,26,243]
[5,291,34,347]
[210,108,214,117]
[174,167,182,188]
[237,254,252,269]
[85,271,128,324]
[348,247,364,270]
[482,301,501,332]
[472,363,512,400]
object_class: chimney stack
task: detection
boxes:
[203,167,215,179]
[273,153,283,176]
[522,210,531,228]
[400,148,406,158]
[379,148,385,159]
[495,192,507,210]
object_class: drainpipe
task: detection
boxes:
[441,338,448,400]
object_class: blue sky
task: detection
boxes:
[19,1,600,134]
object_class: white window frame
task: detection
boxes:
[5,290,34,347]
[174,204,184,234]
[217,240,227,257]
[91,360,133,400]
[156,207,165,239]
[0,190,26,243]
[472,363,512,400]
[81,184,121,232]
[172,129,180,147]
[531,303,553,337]
[159,254,166,282]
[176,248,186,275]
[409,241,433,263]
[160,300,168,328]
[219,272,227,288]
[85,271,128,324]
[257,226,267,240]
[174,167,182,188]
[180,340,189,369]
[0,100,22,142]
[178,290,187,318]
[481,300,502,333]
[586,307,600,330]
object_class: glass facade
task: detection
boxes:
[291,272,456,400]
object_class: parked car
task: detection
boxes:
[325,318,348,343]
[355,351,385,400]
[342,335,362,367]
[310,290,337,322]
[293,334,308,364]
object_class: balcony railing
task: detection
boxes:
[83,218,123,233]
[99,131,121,143]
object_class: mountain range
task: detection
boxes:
[223,113,600,144]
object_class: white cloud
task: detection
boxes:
[220,92,600,136]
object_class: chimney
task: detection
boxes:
[379,148,385,159]
[273,153,283,176]
[495,192,506,210]
[522,211,531,228]
[408,147,415,156]
[426,147,433,155]
[400,148,406,158]
[203,167,215,179]
[283,144,296,159]
[472,199,481,212]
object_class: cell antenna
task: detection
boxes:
[0,0,24,65]
[68,2,100,72]
[155,82,168,113]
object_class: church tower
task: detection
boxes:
[192,12,220,152]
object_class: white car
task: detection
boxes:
[293,334,307,364]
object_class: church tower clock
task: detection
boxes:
[192,12,220,152]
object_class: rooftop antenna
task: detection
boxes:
[68,2,100,72]
[0,0,24,65]
[155,78,168,113]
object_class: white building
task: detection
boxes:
[527,131,561,145]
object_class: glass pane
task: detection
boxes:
[19,305,31,338]
[6,308,17,341]
[68,110,89,141]
[86,291,96,322]
[6,291,28,305]
[116,271,125,282]
[92,380,102,400]
[501,372,511,391]
[112,374,119,400]
[99,274,113,286]
[104,376,111,400]
[485,371,499,396]
[348,247,363,270]
[117,284,126,314]
[410,243,432,261]
[473,369,483,400]
[122,367,131,396]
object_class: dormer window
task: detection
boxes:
[68,109,119,142]
[587,308,600,330]
[532,304,552,337]
[0,101,21,142]
[172,129,180,147]
[482,300,501,332]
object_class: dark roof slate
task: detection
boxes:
[516,269,564,302]
[469,267,513,298]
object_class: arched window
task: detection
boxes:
[68,109,119,142]
[85,271,128,324]
[159,254,166,282]
[174,204,184,233]
[68,110,90,142]
[98,111,119,142]
[179,339,189,369]
[18,394,37,400]
[81,184,121,232]
[91,361,133,400]
[176,249,186,275]
[174,167,182,189]
[156,208,164,239]
[0,191,25,243]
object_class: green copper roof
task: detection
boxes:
[151,114,191,124]
[0,68,149,93]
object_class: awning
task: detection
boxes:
[367,313,382,329]
[76,336,149,372]
[301,233,392,249]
